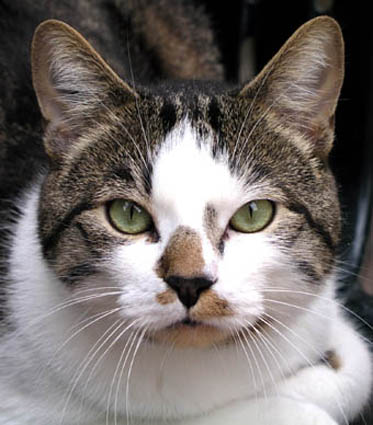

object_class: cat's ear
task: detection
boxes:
[241,16,344,157]
[31,19,137,158]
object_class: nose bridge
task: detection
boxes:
[158,226,205,279]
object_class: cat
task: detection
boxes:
[0,1,372,424]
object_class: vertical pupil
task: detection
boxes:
[249,201,259,218]
[248,202,254,219]
[129,204,135,220]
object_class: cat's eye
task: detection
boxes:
[108,200,153,234]
[229,200,274,233]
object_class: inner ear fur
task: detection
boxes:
[241,16,344,157]
[31,19,138,158]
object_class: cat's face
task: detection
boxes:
[31,17,344,348]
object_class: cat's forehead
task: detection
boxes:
[87,86,315,199]
[139,88,298,179]
[151,119,244,228]
[138,82,235,136]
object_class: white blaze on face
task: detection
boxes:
[151,120,240,271]
[149,120,273,323]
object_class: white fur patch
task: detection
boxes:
[151,120,241,231]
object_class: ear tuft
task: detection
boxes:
[241,16,344,157]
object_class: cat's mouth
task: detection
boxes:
[149,316,232,348]
[179,317,200,327]
[167,316,211,332]
[149,289,236,347]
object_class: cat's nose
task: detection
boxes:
[165,276,214,308]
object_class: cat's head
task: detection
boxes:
[31,17,344,348]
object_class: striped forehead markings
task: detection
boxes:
[159,101,177,134]
[207,97,222,132]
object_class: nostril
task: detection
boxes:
[165,276,214,308]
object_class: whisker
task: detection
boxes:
[233,330,258,391]
[239,326,267,397]
[58,316,125,425]
[235,102,274,168]
[8,291,123,347]
[42,307,122,385]
[241,324,277,396]
[260,287,373,335]
[266,298,373,348]
[158,339,177,383]
[247,319,289,384]
[105,325,139,425]
[261,313,350,425]
[113,326,143,425]
[126,35,152,172]
[125,324,149,425]
[75,318,126,421]
[84,318,141,405]
[58,307,122,354]
[232,59,277,160]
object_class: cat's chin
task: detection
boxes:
[148,319,234,348]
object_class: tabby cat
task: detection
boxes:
[0,1,371,424]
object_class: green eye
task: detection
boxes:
[108,200,153,234]
[230,200,274,233]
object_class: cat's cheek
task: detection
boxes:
[213,233,279,325]
[107,242,185,327]
[214,231,324,329]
